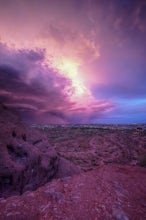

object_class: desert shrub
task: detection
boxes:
[22,134,26,141]
[139,154,146,167]
[12,130,16,137]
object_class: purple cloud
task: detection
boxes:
[0,43,113,123]
[0,0,145,123]
[0,44,71,122]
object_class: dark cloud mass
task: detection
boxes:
[0,0,146,123]
[0,43,112,124]
[0,44,72,123]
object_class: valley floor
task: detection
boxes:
[41,125,146,171]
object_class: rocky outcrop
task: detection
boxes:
[0,104,80,198]
[0,139,58,198]
[0,165,146,220]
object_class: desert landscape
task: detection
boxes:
[41,124,146,171]
[1,0,146,219]
[0,104,146,220]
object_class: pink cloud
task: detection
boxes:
[0,43,114,123]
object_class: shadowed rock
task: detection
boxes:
[0,104,80,198]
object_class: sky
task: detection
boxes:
[0,0,146,124]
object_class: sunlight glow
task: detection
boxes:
[56,57,88,99]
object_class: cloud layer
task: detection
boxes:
[0,0,146,123]
[0,43,113,123]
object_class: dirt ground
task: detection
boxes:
[43,125,146,171]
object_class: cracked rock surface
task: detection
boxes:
[0,104,80,198]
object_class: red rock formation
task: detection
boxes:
[0,104,80,198]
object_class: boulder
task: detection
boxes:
[0,104,80,198]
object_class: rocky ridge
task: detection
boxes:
[0,104,80,198]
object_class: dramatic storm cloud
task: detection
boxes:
[0,0,146,123]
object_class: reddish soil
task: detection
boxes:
[0,165,146,220]
[0,104,146,219]
[45,125,146,171]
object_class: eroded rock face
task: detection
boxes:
[0,104,80,198]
